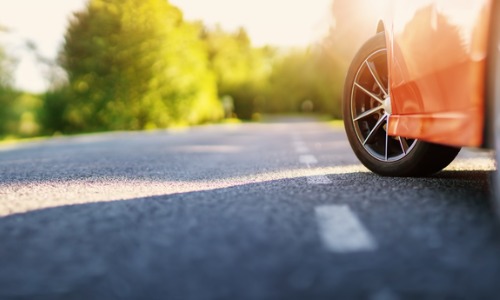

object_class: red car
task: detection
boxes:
[342,1,499,209]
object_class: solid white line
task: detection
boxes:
[315,205,377,253]
[299,154,318,165]
[307,175,332,185]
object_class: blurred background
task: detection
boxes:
[0,0,379,140]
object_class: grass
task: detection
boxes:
[326,119,344,128]
[0,135,52,146]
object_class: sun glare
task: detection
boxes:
[170,0,333,47]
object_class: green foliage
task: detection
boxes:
[202,27,273,119]
[0,90,43,138]
[309,46,347,119]
[0,87,15,136]
[0,29,36,138]
[265,50,311,113]
[0,39,13,88]
[2,2,350,139]
[59,0,222,132]
[39,87,71,133]
[202,26,345,119]
[262,47,345,118]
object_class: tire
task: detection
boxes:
[343,32,461,177]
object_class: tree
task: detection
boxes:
[263,47,344,118]
[59,0,222,132]
[0,26,18,136]
[202,26,273,119]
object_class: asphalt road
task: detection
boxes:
[0,117,499,300]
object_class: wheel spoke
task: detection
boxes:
[399,137,410,155]
[365,60,388,98]
[384,125,389,161]
[350,47,417,162]
[353,105,384,122]
[363,114,387,145]
[354,82,384,104]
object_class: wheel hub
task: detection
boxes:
[382,96,392,115]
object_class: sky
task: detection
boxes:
[0,0,333,93]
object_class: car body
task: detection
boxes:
[384,0,493,148]
[342,0,499,198]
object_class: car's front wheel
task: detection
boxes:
[343,33,461,176]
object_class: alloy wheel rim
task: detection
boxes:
[350,48,416,162]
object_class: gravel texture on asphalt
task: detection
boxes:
[0,118,499,300]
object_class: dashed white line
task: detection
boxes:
[315,205,377,253]
[294,137,331,184]
[299,154,318,165]
[295,146,310,153]
[293,135,377,252]
[293,141,309,153]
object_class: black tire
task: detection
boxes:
[343,32,461,177]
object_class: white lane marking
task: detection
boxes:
[293,140,310,153]
[315,205,377,253]
[291,134,300,141]
[299,154,318,165]
[307,175,332,184]
[295,145,310,153]
[293,138,330,184]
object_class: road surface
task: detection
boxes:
[0,117,499,300]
